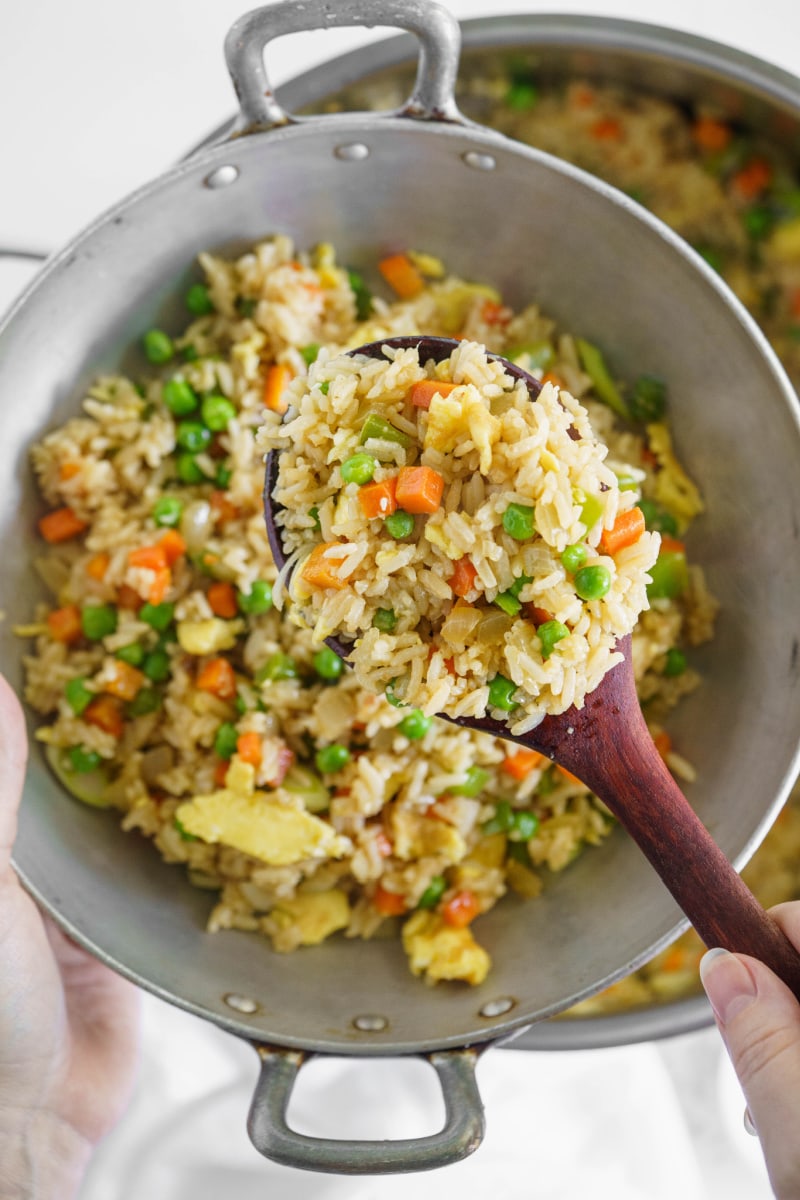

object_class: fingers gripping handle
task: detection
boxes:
[224,0,462,130]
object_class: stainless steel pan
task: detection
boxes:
[3,0,800,1174]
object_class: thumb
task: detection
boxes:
[0,673,28,879]
[701,912,800,1199]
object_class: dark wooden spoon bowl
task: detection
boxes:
[264,335,800,1000]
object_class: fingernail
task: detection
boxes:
[700,947,758,1026]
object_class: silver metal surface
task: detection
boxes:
[3,2,800,1171]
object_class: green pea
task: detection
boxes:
[482,800,515,835]
[696,245,724,273]
[384,511,415,539]
[630,375,667,423]
[372,607,398,633]
[506,80,538,110]
[201,394,237,432]
[68,746,103,773]
[663,647,688,677]
[341,453,376,485]
[538,619,569,660]
[255,653,298,683]
[115,642,145,668]
[176,453,206,485]
[308,506,321,530]
[143,329,174,364]
[181,344,199,363]
[509,810,540,841]
[127,687,162,717]
[186,282,215,315]
[638,500,678,537]
[743,206,774,239]
[488,674,519,712]
[315,744,351,773]
[176,421,212,454]
[81,604,118,641]
[300,343,320,366]
[359,412,412,448]
[502,503,536,541]
[561,543,588,573]
[574,564,612,601]
[417,875,447,909]
[65,677,93,716]
[143,648,171,683]
[162,379,198,416]
[139,602,175,632]
[152,495,184,528]
[313,647,344,681]
[214,721,239,760]
[398,709,431,740]
[237,580,273,615]
[494,590,522,617]
[319,381,331,396]
[449,766,491,798]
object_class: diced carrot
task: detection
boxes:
[159,529,187,567]
[374,828,393,858]
[117,584,144,611]
[600,506,646,556]
[263,363,291,414]
[540,371,565,389]
[659,535,686,555]
[448,556,478,597]
[503,749,546,780]
[660,946,687,973]
[443,656,456,674]
[377,252,425,299]
[210,489,240,526]
[653,730,672,760]
[408,379,458,410]
[395,466,445,514]
[266,743,295,787]
[83,695,124,739]
[692,115,731,152]
[47,605,82,644]
[441,889,480,928]
[790,288,800,320]
[557,764,586,787]
[213,758,230,787]
[571,84,595,109]
[38,506,88,544]
[590,116,623,141]
[480,299,509,326]
[85,552,110,582]
[103,660,145,702]
[526,605,553,627]
[196,656,237,700]
[207,581,238,619]
[128,544,168,572]
[147,567,172,606]
[373,883,408,916]
[236,731,263,768]
[59,461,81,481]
[300,542,349,590]
[731,157,772,200]
[358,476,398,519]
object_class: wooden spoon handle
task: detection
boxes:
[548,693,800,1001]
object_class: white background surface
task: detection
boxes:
[2,1,799,1196]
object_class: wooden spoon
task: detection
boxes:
[264,335,800,999]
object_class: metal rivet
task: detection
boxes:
[479,997,515,1018]
[205,165,240,189]
[334,142,370,162]
[463,151,497,172]
[353,1013,388,1031]
[223,992,260,1014]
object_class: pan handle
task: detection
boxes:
[247,1044,485,1174]
[224,0,462,131]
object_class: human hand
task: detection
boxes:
[700,904,800,1199]
[0,674,140,1199]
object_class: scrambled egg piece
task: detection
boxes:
[177,618,244,656]
[271,889,350,946]
[767,215,800,261]
[389,808,466,863]
[646,423,704,531]
[425,388,500,474]
[402,910,490,986]
[175,760,350,866]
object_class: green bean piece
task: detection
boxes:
[509,810,540,841]
[348,270,373,320]
[647,551,689,600]
[385,678,408,708]
[508,574,532,598]
[235,296,257,317]
[341,453,376,485]
[417,875,447,909]
[186,282,215,315]
[282,764,331,813]
[215,462,233,489]
[300,343,320,366]
[308,506,321,530]
[162,379,198,416]
[574,565,612,601]
[65,677,93,716]
[174,816,198,842]
[398,709,432,740]
[630,375,667,423]
[237,580,273,615]
[449,766,491,798]
[214,721,239,760]
[561,543,588,573]
[143,329,174,364]
[384,511,415,539]
[506,340,554,371]
[359,412,412,448]
[372,607,397,633]
[201,394,237,432]
[315,744,351,774]
[638,499,678,536]
[663,647,688,677]
[81,604,118,641]
[488,675,519,712]
[695,245,724,273]
[576,339,629,419]
[502,503,536,541]
[494,590,522,617]
[139,602,175,632]
[538,619,569,660]
[68,746,103,774]
[115,642,145,667]
[313,646,344,681]
[506,80,539,110]
[482,800,515,835]
[579,493,604,533]
[152,495,184,528]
